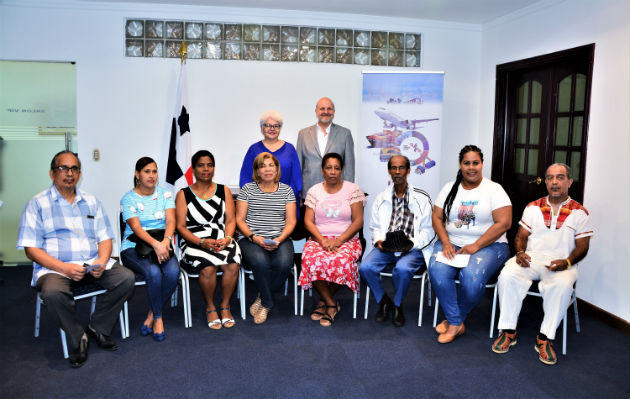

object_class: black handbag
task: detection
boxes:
[381,231,414,253]
[128,229,173,264]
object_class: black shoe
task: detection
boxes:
[69,337,88,368]
[392,305,406,327]
[374,294,393,323]
[87,325,119,351]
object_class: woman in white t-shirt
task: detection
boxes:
[429,145,512,344]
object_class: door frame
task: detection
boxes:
[491,44,595,197]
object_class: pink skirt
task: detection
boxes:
[298,237,362,293]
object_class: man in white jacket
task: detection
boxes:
[359,155,435,327]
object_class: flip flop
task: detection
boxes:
[219,307,235,328]
[206,309,222,330]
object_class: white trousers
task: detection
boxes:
[497,255,578,340]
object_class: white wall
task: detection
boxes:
[479,0,630,320]
[0,0,481,246]
[5,0,626,320]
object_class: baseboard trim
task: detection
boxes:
[577,298,630,335]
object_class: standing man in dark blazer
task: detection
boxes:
[297,97,355,197]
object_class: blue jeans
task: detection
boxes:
[238,239,294,309]
[428,240,510,325]
[359,248,426,307]
[121,249,180,319]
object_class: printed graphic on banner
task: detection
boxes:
[359,72,444,253]
[362,73,443,178]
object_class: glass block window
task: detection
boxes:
[125,19,422,67]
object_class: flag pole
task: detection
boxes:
[166,41,192,190]
[179,41,187,64]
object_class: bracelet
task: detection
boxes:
[516,250,524,255]
[225,235,233,245]
[565,258,572,269]
[200,238,206,246]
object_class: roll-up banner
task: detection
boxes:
[359,71,444,251]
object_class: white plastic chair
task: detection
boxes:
[433,279,498,337]
[34,284,127,359]
[118,213,178,336]
[364,269,432,326]
[173,236,247,328]
[240,264,299,316]
[296,238,361,319]
[519,280,580,355]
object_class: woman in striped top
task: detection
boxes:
[236,152,297,324]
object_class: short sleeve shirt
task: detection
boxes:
[305,181,366,237]
[237,182,296,239]
[435,177,511,247]
[120,187,175,251]
[16,185,113,286]
[520,196,593,263]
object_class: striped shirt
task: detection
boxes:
[237,182,295,239]
[17,184,114,286]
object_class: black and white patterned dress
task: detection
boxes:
[179,185,241,273]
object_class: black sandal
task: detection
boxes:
[319,303,340,327]
[310,303,326,321]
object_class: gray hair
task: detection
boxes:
[547,163,573,180]
[259,110,283,128]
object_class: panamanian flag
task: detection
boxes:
[166,62,193,191]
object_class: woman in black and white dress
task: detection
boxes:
[175,150,241,330]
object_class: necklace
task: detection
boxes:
[192,182,215,199]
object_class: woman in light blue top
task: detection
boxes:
[120,157,179,341]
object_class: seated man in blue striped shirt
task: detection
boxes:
[17,150,134,368]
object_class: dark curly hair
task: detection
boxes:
[442,145,484,223]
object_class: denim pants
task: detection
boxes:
[238,239,294,309]
[121,248,180,319]
[428,240,510,325]
[359,248,426,307]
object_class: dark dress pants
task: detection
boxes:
[36,263,135,349]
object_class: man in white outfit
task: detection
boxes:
[492,163,593,365]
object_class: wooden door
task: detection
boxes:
[491,45,594,250]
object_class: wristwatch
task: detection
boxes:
[248,233,255,242]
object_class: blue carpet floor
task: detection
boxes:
[0,265,628,398]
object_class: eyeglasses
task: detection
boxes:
[55,165,81,173]
[389,166,407,171]
[263,124,282,129]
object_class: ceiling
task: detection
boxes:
[79,0,543,24]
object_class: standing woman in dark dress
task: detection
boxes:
[175,150,241,330]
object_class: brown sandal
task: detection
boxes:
[249,295,262,317]
[254,306,270,324]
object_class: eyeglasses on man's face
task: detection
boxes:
[55,165,81,174]
[263,123,281,129]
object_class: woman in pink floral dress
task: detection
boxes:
[298,152,366,326]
